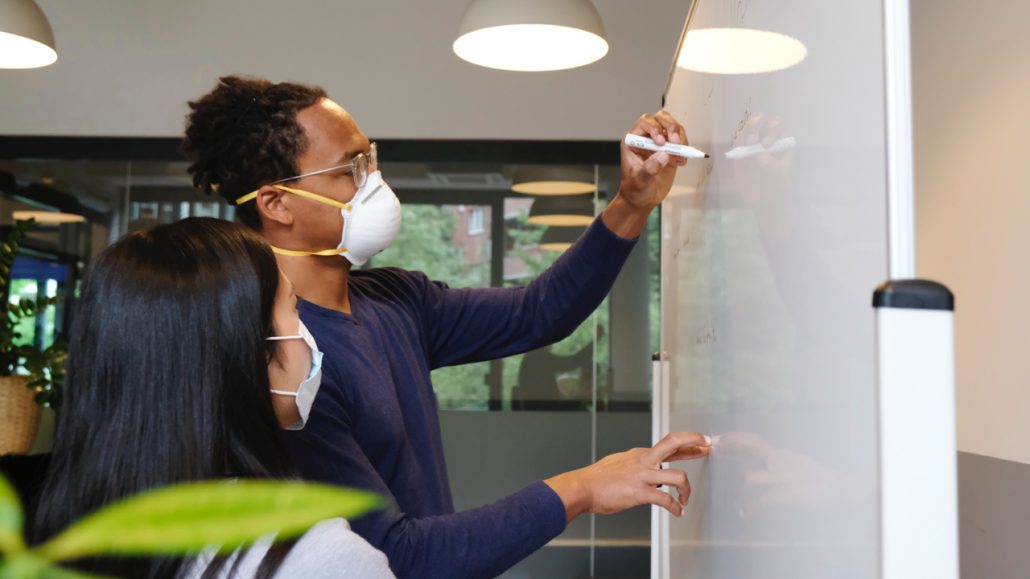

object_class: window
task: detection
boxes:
[9,255,73,352]
[467,206,485,235]
[365,204,492,409]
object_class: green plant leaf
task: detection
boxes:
[0,553,45,579]
[38,563,113,579]
[0,475,25,557]
[36,480,384,562]
[0,553,108,579]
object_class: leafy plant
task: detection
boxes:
[0,473,383,579]
[0,219,66,408]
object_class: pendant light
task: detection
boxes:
[0,0,57,69]
[528,196,594,226]
[539,226,586,252]
[511,166,596,195]
[454,0,608,72]
[12,210,84,224]
[2,174,85,224]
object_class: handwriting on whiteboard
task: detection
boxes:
[731,97,754,148]
[696,325,718,345]
[672,230,691,261]
[735,0,750,22]
[694,160,714,192]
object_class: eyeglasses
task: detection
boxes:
[273,142,378,190]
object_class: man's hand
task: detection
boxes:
[619,109,690,208]
[603,110,690,239]
[544,432,710,523]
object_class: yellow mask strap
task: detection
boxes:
[271,246,349,257]
[233,184,352,257]
[235,185,353,211]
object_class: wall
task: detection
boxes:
[912,1,1030,577]
[0,0,691,140]
[440,410,652,577]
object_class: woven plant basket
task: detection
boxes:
[0,375,41,455]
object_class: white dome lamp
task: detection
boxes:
[0,0,57,69]
[453,0,608,72]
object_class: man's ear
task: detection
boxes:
[255,185,294,227]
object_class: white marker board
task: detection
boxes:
[655,1,957,578]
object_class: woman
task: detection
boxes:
[31,217,393,578]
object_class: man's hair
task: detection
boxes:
[182,75,328,229]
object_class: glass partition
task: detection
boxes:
[0,143,659,577]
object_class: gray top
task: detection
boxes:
[181,518,394,579]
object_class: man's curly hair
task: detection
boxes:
[182,75,327,229]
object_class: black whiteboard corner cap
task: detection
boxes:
[873,279,954,311]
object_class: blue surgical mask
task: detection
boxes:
[266,320,323,430]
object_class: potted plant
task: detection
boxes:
[0,219,66,456]
[0,473,383,578]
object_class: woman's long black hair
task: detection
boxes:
[31,217,296,578]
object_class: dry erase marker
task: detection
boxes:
[624,133,710,159]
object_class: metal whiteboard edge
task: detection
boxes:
[661,0,700,109]
[651,354,670,579]
[884,0,916,279]
[651,357,661,579]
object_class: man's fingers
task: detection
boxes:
[649,468,692,505]
[665,445,710,462]
[644,488,684,517]
[647,431,711,464]
[630,115,667,145]
[637,152,670,178]
[654,109,687,145]
[627,110,688,154]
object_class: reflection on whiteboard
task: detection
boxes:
[677,28,808,75]
[659,0,892,578]
[725,136,797,159]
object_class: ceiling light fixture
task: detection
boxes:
[0,0,57,69]
[454,0,608,72]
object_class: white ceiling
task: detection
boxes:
[0,0,692,140]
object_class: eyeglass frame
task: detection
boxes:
[272,142,378,191]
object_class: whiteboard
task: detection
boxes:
[658,0,901,577]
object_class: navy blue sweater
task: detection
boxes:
[283,217,638,578]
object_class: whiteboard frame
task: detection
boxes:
[883,0,916,279]
[650,357,671,579]
[653,1,957,578]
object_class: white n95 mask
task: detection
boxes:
[236,170,402,266]
[267,320,323,430]
[336,170,402,266]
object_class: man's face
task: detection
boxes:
[287,98,371,253]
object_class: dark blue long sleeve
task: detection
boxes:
[284,215,638,578]
[421,217,638,368]
[283,367,566,579]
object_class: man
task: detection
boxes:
[183,75,709,578]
